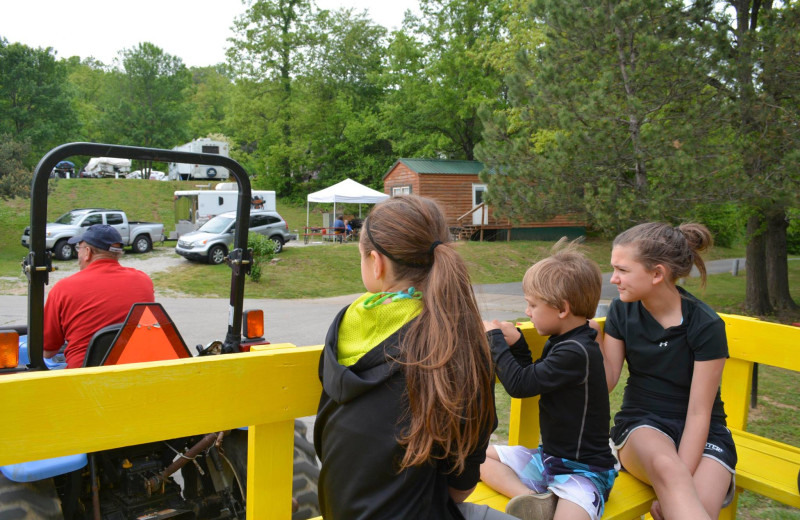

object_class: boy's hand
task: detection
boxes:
[588,319,601,333]
[482,319,521,345]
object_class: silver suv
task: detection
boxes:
[175,210,297,264]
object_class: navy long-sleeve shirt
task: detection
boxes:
[489,323,615,468]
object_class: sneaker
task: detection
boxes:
[505,491,557,520]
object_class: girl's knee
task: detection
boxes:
[648,453,690,486]
[486,445,499,460]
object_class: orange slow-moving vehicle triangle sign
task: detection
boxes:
[103,304,191,366]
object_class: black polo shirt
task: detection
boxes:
[604,287,728,422]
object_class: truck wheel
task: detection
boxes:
[53,239,74,261]
[0,474,63,520]
[208,245,227,265]
[270,236,284,253]
[132,235,152,254]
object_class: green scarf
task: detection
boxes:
[337,292,422,366]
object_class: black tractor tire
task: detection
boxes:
[0,474,63,520]
[208,245,227,265]
[53,239,74,261]
[132,235,152,254]
[270,236,284,253]
[292,423,320,520]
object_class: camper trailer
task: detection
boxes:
[82,157,132,178]
[168,138,230,180]
[171,189,276,239]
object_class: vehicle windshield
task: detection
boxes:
[54,210,89,225]
[198,216,235,234]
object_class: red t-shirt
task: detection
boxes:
[43,259,155,368]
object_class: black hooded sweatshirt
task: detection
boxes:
[314,306,496,520]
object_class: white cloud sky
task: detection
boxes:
[1,0,419,68]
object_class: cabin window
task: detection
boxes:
[392,185,411,196]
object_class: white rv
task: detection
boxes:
[83,157,132,178]
[168,138,230,181]
[171,188,276,239]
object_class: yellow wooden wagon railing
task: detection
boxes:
[2,316,798,519]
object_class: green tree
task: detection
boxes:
[476,0,729,235]
[717,0,800,314]
[0,134,31,199]
[381,0,509,160]
[101,42,192,148]
[64,56,110,143]
[300,8,392,188]
[0,38,77,163]
[227,0,316,194]
[187,65,234,138]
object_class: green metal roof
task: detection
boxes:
[392,158,485,176]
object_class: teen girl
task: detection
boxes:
[601,222,736,520]
[313,195,514,520]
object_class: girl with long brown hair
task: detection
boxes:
[602,222,737,520]
[313,195,513,519]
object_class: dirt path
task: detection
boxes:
[0,247,186,296]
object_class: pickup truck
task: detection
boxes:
[21,208,165,260]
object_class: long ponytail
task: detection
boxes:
[361,195,494,474]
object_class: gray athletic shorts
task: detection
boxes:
[611,409,737,505]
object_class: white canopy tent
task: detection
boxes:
[306,178,389,229]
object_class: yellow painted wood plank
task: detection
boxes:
[731,429,800,508]
[602,474,654,520]
[720,358,753,430]
[721,314,800,371]
[0,346,323,466]
[469,475,653,519]
[467,482,504,503]
[247,420,295,519]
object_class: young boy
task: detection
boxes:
[481,248,617,520]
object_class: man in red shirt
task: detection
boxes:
[44,224,155,368]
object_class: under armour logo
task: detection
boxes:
[658,341,669,347]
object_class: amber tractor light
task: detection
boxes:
[0,331,20,369]
[243,310,265,340]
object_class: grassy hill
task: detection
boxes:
[1,176,756,302]
[0,178,310,277]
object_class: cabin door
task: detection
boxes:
[472,184,488,226]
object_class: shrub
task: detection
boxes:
[690,203,745,249]
[247,234,277,283]
[787,209,800,255]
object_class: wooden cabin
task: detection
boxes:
[383,158,584,241]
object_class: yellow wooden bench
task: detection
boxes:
[718,314,800,512]
[468,317,800,519]
[2,315,798,519]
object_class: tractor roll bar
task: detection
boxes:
[26,143,253,370]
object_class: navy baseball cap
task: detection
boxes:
[68,224,124,253]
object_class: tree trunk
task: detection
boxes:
[765,208,798,311]
[745,212,773,315]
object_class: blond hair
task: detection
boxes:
[361,195,494,474]
[523,242,602,319]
